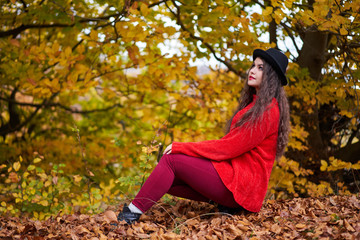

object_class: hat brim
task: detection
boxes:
[253,49,288,86]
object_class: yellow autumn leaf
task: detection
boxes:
[33,157,42,163]
[13,162,21,172]
[352,162,360,170]
[73,175,82,182]
[263,7,273,16]
[64,46,72,57]
[320,160,328,171]
[284,0,294,8]
[351,118,356,126]
[90,30,98,40]
[274,9,284,24]
[140,3,149,16]
[340,28,348,35]
[339,110,352,118]
[37,173,47,180]
[45,180,52,187]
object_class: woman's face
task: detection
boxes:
[248,57,264,91]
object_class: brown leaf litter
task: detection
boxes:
[0,195,359,239]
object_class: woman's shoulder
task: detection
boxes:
[270,97,279,109]
[263,98,280,118]
[268,98,280,118]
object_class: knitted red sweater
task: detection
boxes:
[172,97,279,212]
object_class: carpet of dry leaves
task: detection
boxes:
[1,195,359,239]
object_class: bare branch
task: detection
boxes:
[280,23,301,54]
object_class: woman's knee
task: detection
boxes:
[158,154,182,169]
[158,154,173,167]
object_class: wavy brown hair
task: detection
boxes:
[225,58,290,159]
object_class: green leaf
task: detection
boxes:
[27,165,36,171]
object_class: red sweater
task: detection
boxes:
[172,97,279,212]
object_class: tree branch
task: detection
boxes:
[0,23,73,38]
[0,93,57,137]
[0,96,123,114]
[280,22,301,54]
[20,0,28,10]
[54,103,123,114]
[0,12,123,38]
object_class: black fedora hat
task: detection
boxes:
[253,48,288,86]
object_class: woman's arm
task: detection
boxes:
[171,105,279,161]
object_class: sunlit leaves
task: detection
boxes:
[321,156,360,172]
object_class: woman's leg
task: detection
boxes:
[131,154,239,213]
[167,178,209,202]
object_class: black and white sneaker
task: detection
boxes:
[117,203,141,224]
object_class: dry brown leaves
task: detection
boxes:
[0,195,359,239]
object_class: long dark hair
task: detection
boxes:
[225,58,290,159]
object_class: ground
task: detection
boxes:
[1,195,359,239]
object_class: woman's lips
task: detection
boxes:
[249,76,255,80]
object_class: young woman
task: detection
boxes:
[118,48,290,224]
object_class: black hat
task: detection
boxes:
[253,48,288,86]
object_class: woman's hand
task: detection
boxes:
[163,144,172,155]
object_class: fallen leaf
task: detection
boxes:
[162,232,178,239]
[75,225,90,234]
[315,199,325,209]
[295,223,307,229]
[270,223,281,234]
[329,196,337,206]
[227,224,243,235]
[103,210,117,223]
[135,233,151,238]
[344,219,355,232]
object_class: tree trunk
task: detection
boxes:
[269,19,277,47]
[297,30,328,80]
[296,30,329,160]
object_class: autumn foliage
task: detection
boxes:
[0,0,359,221]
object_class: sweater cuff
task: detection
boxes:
[171,141,182,154]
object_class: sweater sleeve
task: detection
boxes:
[171,104,279,161]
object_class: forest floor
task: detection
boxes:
[0,195,359,239]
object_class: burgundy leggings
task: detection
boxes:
[132,154,240,212]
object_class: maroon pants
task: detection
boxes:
[132,154,240,212]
